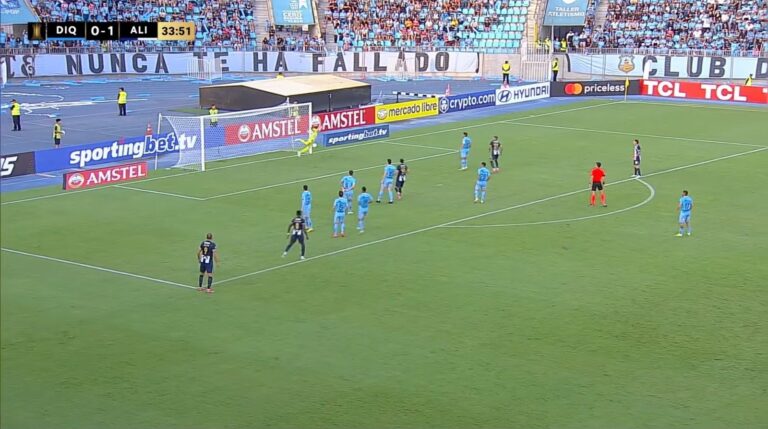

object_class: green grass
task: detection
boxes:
[2,100,767,429]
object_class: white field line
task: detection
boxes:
[204,150,458,200]
[216,147,766,286]
[0,247,196,290]
[443,178,656,228]
[627,100,768,113]
[113,185,206,200]
[506,122,767,149]
[386,141,461,152]
[1,101,619,206]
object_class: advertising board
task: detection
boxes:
[551,80,640,97]
[495,82,551,105]
[375,98,439,123]
[323,125,390,147]
[62,161,148,190]
[0,151,37,178]
[641,80,768,104]
[313,106,376,132]
[438,90,496,114]
[224,116,310,145]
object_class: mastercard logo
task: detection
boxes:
[564,83,583,95]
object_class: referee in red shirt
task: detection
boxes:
[590,162,607,207]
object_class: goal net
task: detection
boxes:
[384,51,419,81]
[158,102,313,171]
[186,57,223,82]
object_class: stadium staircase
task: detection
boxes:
[526,0,547,44]
[594,0,609,31]
[253,0,272,44]
[316,0,335,47]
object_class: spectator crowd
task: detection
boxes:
[583,0,767,53]
[325,0,529,51]
[0,0,765,54]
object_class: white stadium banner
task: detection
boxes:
[569,54,768,80]
[0,51,480,78]
[495,82,551,105]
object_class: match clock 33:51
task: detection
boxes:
[157,22,196,41]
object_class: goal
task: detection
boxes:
[186,57,223,82]
[384,51,419,81]
[158,102,313,171]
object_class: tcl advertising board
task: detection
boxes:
[312,106,376,132]
[642,80,768,104]
[63,161,148,190]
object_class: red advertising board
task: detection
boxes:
[313,106,376,132]
[641,80,768,104]
[63,161,148,191]
[224,115,310,145]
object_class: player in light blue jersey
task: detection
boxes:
[474,162,491,203]
[676,190,693,237]
[357,186,374,233]
[460,132,472,170]
[332,190,349,237]
[377,158,397,204]
[340,170,356,214]
[301,184,313,232]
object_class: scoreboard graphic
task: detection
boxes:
[28,22,196,41]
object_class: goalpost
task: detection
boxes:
[158,102,313,171]
[186,57,224,82]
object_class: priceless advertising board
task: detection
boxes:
[495,82,551,105]
[641,80,768,104]
[63,161,148,191]
[438,90,496,114]
[569,54,768,79]
[270,0,315,25]
[224,115,310,145]
[543,0,590,26]
[35,132,195,173]
[0,151,37,178]
[313,106,376,132]
[0,51,479,78]
[551,80,641,97]
[375,98,439,123]
[323,125,390,147]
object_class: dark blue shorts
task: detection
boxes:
[200,261,214,274]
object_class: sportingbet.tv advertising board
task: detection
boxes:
[33,132,195,173]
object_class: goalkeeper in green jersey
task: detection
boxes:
[297,124,319,157]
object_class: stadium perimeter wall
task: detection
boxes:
[2,51,766,81]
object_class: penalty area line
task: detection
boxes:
[216,146,766,287]
[0,247,196,291]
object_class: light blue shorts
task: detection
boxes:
[679,212,691,224]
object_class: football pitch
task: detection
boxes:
[1,99,767,428]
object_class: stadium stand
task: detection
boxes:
[5,0,320,51]
[583,0,767,53]
[325,0,529,51]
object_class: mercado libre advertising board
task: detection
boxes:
[375,98,439,123]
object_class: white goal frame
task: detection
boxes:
[186,57,223,82]
[157,102,313,172]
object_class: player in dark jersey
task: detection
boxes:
[197,233,219,293]
[282,210,309,260]
[489,136,502,172]
[632,139,642,177]
[395,158,408,200]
